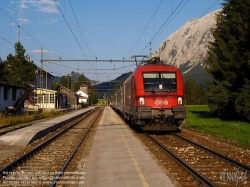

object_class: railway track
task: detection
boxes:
[0,106,103,186]
[145,132,250,187]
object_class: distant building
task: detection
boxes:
[25,88,57,111]
[25,67,55,111]
[32,67,54,90]
[58,85,78,108]
[75,84,89,106]
[0,82,25,113]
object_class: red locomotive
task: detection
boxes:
[111,57,185,131]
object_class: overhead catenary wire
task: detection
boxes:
[48,61,135,71]
[154,0,189,42]
[0,5,62,60]
[148,0,221,61]
[140,0,221,55]
[140,0,186,55]
[200,0,221,17]
[68,0,96,59]
[0,35,41,64]
[124,0,163,59]
[157,0,220,41]
[53,0,97,77]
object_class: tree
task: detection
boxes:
[74,73,89,92]
[0,62,6,82]
[58,73,99,105]
[205,0,250,119]
[3,42,36,90]
[59,76,70,89]
[184,77,207,105]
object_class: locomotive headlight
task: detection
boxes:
[178,97,182,104]
[139,97,145,105]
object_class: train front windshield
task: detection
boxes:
[143,72,177,92]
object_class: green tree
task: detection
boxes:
[59,76,70,89]
[112,83,122,95]
[184,77,207,105]
[51,81,58,91]
[205,0,250,119]
[74,73,89,91]
[3,42,36,90]
[74,73,98,105]
[0,62,6,82]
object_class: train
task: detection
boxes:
[110,57,186,131]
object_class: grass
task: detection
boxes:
[98,99,106,105]
[184,105,250,147]
[0,110,61,127]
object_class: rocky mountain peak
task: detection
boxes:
[154,10,220,85]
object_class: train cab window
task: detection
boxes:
[143,72,177,92]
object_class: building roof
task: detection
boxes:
[80,83,88,87]
[75,89,88,95]
[36,67,54,77]
[0,81,25,89]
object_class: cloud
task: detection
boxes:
[42,18,58,25]
[18,17,30,25]
[28,49,54,54]
[37,6,58,14]
[37,0,59,14]
[19,2,28,9]
[20,0,59,14]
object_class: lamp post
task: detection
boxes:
[71,71,75,92]
[67,74,71,90]
[106,75,110,86]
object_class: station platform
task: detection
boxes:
[79,106,180,187]
[0,107,95,147]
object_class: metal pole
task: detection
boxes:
[46,62,48,110]
[41,47,44,110]
[41,59,145,63]
[17,25,20,43]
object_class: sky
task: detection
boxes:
[0,0,224,82]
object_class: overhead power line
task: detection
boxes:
[140,0,186,55]
[0,5,62,60]
[68,0,96,58]
[125,0,163,58]
[0,35,40,63]
[53,0,97,76]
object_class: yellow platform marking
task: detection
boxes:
[10,131,28,145]
[111,111,149,187]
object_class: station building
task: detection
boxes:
[0,82,25,113]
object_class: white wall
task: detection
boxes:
[76,90,88,103]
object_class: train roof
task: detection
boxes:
[123,63,181,85]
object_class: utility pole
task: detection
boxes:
[40,47,44,110]
[71,71,74,92]
[149,42,153,58]
[17,25,20,42]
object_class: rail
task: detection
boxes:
[0,107,100,185]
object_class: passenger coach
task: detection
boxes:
[111,57,185,131]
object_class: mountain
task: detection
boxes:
[154,10,220,86]
[93,72,131,98]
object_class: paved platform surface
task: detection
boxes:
[79,106,180,187]
[0,107,95,147]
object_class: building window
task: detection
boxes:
[44,94,49,103]
[50,94,54,103]
[12,88,17,101]
[4,86,8,100]
[38,94,43,103]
